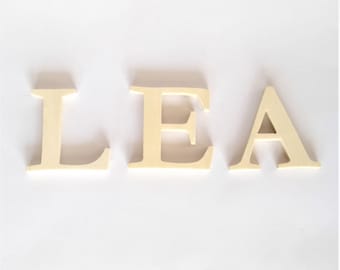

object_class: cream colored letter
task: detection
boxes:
[27,89,110,171]
[129,87,213,169]
[230,86,320,170]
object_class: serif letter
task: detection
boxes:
[129,87,213,169]
[230,86,320,170]
[27,89,110,171]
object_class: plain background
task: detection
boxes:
[0,0,337,269]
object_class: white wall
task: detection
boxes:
[0,0,337,269]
